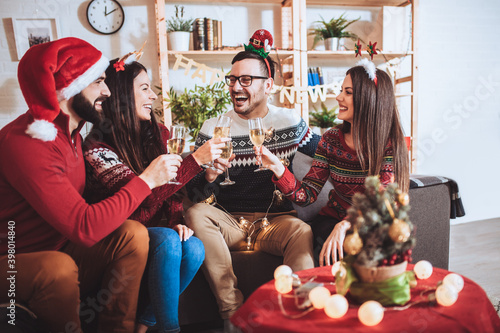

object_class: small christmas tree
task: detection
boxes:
[343,176,416,267]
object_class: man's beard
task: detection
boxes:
[72,92,103,124]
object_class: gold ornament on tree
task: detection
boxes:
[343,226,363,255]
[385,199,411,243]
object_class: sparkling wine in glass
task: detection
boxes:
[248,117,268,172]
[202,115,232,170]
[166,125,186,185]
[220,140,235,186]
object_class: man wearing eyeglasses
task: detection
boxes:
[185,49,321,322]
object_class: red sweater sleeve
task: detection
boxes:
[84,134,201,225]
[1,135,151,248]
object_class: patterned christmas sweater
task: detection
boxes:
[186,104,321,213]
[274,126,395,221]
[83,124,202,227]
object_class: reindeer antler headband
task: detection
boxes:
[113,41,147,72]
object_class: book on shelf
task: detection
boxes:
[308,67,324,86]
[204,18,214,51]
[217,20,222,50]
[193,18,205,51]
[192,17,222,51]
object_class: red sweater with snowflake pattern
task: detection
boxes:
[83,124,202,227]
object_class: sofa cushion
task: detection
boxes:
[291,152,333,222]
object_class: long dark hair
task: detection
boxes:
[85,60,165,174]
[342,66,409,191]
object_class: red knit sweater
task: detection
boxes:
[0,112,151,254]
[83,124,202,227]
[274,126,394,220]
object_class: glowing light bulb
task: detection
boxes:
[435,283,458,306]
[331,261,342,276]
[324,294,349,318]
[308,286,330,309]
[239,217,249,228]
[358,301,384,326]
[274,265,293,280]
[261,217,270,229]
[275,275,293,294]
[443,273,464,293]
[414,260,433,279]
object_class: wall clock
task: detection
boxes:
[86,0,125,35]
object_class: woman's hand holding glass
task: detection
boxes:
[254,145,286,179]
[166,125,186,185]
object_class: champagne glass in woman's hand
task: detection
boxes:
[166,125,186,185]
[248,117,268,172]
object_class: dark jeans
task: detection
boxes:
[138,227,205,333]
[308,214,341,266]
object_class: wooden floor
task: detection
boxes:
[449,218,500,312]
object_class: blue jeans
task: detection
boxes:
[138,227,205,333]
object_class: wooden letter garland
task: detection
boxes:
[172,54,343,104]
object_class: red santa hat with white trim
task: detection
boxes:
[18,37,109,141]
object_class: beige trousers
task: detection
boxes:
[184,203,314,319]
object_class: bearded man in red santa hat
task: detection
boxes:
[0,37,181,332]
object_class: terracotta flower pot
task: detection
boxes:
[353,261,408,283]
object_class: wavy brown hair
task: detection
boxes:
[84,60,165,174]
[342,66,409,191]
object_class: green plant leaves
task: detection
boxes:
[166,81,232,141]
[309,102,338,128]
[309,13,360,48]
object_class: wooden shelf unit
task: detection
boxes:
[155,0,418,171]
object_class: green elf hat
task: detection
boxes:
[244,29,273,77]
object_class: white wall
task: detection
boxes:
[1,0,499,224]
[416,0,500,224]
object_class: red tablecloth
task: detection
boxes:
[231,265,500,333]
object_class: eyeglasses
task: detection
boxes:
[225,75,269,87]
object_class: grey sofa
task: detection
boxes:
[178,152,453,329]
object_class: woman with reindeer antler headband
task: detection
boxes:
[82,44,230,333]
[259,58,410,267]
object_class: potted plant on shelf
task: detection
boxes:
[309,102,338,135]
[166,81,232,143]
[166,5,194,51]
[309,13,360,51]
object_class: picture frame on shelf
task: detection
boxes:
[12,17,60,60]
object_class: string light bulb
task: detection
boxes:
[274,265,293,280]
[275,275,293,294]
[246,236,252,250]
[443,273,464,292]
[261,217,270,229]
[358,301,384,326]
[435,283,459,306]
[324,294,349,319]
[239,216,249,228]
[308,286,330,309]
[414,260,433,279]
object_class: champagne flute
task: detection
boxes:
[202,115,232,170]
[220,139,235,186]
[166,125,186,185]
[248,117,268,172]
